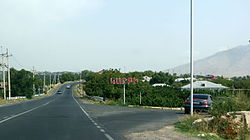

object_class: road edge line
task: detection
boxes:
[71,88,114,140]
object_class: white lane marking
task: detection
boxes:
[104,134,114,140]
[0,100,54,124]
[100,129,105,133]
[72,92,114,140]
[72,95,90,117]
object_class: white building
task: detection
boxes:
[181,81,228,90]
[152,83,169,87]
[175,77,197,82]
[142,76,152,82]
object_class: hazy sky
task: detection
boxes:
[0,0,250,72]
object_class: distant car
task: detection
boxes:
[183,94,213,114]
[66,85,71,89]
[57,90,62,94]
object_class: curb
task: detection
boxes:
[127,105,184,111]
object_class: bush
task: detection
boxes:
[210,117,242,139]
[176,114,248,140]
[25,94,32,99]
[210,93,250,117]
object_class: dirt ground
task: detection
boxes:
[125,125,200,140]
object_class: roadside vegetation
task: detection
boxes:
[79,69,250,107]
[0,68,77,103]
[175,93,250,140]
[80,69,190,107]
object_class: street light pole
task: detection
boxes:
[190,0,194,116]
[123,82,126,105]
[140,91,142,105]
[43,72,46,93]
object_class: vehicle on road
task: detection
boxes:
[66,85,71,89]
[57,90,62,94]
[183,94,213,114]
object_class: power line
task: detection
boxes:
[12,55,25,68]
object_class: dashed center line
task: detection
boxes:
[105,134,114,140]
[96,126,101,129]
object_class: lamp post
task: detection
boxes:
[123,82,126,105]
[139,91,142,105]
[190,0,194,116]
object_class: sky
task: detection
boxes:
[0,0,250,72]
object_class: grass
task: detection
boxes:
[174,115,224,140]
[175,113,250,140]
[0,98,29,106]
[0,84,61,106]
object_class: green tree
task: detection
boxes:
[10,68,33,98]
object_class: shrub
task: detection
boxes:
[210,117,242,139]
[210,93,250,117]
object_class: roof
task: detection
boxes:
[181,81,228,90]
[152,83,167,87]
[175,77,197,82]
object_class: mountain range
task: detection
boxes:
[169,44,250,77]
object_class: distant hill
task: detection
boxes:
[169,44,250,77]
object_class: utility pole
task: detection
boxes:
[6,49,12,99]
[79,72,82,82]
[190,0,194,116]
[49,73,52,89]
[1,47,7,100]
[53,73,56,84]
[57,73,60,84]
[32,66,35,95]
[140,92,142,105]
[123,82,126,105]
[43,72,46,93]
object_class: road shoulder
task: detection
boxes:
[125,125,200,140]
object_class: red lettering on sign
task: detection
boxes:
[134,78,139,84]
[110,78,115,84]
[121,78,126,84]
[110,77,139,84]
[115,78,120,84]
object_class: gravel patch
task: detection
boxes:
[125,125,200,140]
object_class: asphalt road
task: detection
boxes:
[0,83,184,140]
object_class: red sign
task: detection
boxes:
[110,78,139,84]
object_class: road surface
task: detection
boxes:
[0,83,184,140]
